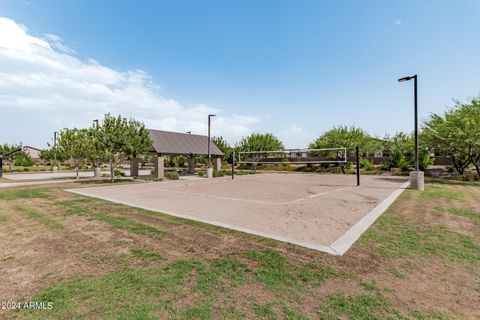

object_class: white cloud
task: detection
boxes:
[43,33,75,54]
[278,124,312,149]
[0,18,49,51]
[0,17,260,146]
[394,19,402,26]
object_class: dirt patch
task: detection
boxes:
[0,197,168,302]
[375,256,480,318]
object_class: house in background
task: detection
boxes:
[22,145,42,159]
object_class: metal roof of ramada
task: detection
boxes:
[148,129,223,156]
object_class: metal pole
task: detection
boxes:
[231,154,235,179]
[93,119,99,176]
[413,75,419,171]
[208,116,211,169]
[356,146,360,186]
[0,154,3,178]
[53,131,58,173]
[54,131,58,163]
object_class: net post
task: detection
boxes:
[231,152,235,180]
[356,146,360,186]
[0,154,3,178]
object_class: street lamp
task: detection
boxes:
[207,114,216,178]
[92,119,101,178]
[52,131,58,173]
[398,74,424,190]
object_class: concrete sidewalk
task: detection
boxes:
[3,169,151,181]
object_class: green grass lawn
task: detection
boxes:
[0,180,478,319]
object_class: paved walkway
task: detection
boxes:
[3,169,151,181]
[0,171,199,188]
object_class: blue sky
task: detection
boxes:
[1,0,479,148]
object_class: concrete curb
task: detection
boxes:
[329,181,410,255]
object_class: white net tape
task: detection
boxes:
[236,147,347,164]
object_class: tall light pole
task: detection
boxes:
[398,74,423,190]
[93,119,100,178]
[54,131,58,152]
[207,114,216,178]
[52,131,58,173]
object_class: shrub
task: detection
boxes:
[213,170,225,177]
[165,171,179,180]
[380,162,391,171]
[113,169,125,177]
[14,157,34,167]
[359,158,374,171]
[419,152,433,171]
[392,170,409,176]
[398,158,411,172]
[456,174,479,181]
[295,166,315,172]
[237,164,250,170]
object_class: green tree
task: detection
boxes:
[212,136,232,163]
[235,133,285,166]
[382,132,414,171]
[237,133,284,152]
[98,114,152,182]
[87,125,107,175]
[57,128,92,179]
[0,144,22,170]
[423,97,480,177]
[309,126,372,173]
[454,98,480,177]
[422,112,469,174]
[40,144,69,166]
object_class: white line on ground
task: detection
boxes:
[155,189,276,205]
[151,186,353,206]
[286,187,353,204]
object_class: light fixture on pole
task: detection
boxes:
[398,74,424,190]
[207,114,216,178]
